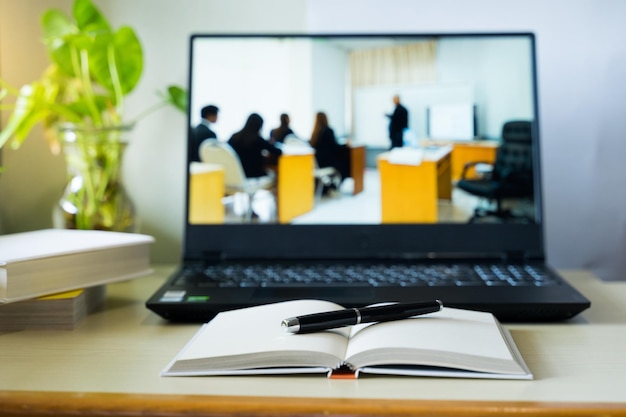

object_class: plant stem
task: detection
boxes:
[78,48,103,126]
[107,44,124,124]
[128,101,167,124]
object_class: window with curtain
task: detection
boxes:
[349,41,437,88]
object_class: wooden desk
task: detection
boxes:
[2,267,626,417]
[349,144,366,195]
[378,146,452,223]
[451,141,498,181]
[423,140,499,181]
[188,153,315,225]
[277,152,315,223]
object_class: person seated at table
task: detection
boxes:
[309,111,350,189]
[228,113,282,178]
[269,113,295,145]
[190,104,219,162]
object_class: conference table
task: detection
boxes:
[188,162,225,224]
[277,144,366,223]
[378,146,453,223]
[189,144,367,225]
[1,266,626,416]
[187,153,316,225]
[421,139,499,181]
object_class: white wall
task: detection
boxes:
[187,37,348,142]
[190,38,305,140]
[306,0,626,281]
[310,41,349,139]
[437,37,534,138]
[3,0,626,282]
[0,0,72,234]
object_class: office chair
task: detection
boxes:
[199,139,274,222]
[456,121,534,223]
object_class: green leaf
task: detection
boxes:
[73,0,110,33]
[162,85,187,113]
[39,65,86,120]
[83,31,112,93]
[87,26,142,99]
[41,10,77,77]
[0,85,48,149]
[72,31,97,52]
[41,9,75,42]
[61,95,110,121]
[110,27,143,94]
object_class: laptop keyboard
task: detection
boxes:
[175,262,560,288]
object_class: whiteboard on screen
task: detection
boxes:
[351,83,474,147]
[429,103,475,141]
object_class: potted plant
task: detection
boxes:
[0,0,186,231]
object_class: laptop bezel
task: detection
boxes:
[182,32,545,262]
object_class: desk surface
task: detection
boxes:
[1,266,626,416]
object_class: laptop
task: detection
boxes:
[146,32,590,322]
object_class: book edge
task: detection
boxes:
[0,229,154,265]
[0,268,152,304]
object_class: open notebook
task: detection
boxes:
[146,33,590,322]
[161,300,533,380]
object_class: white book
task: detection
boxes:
[162,300,532,380]
[0,229,154,303]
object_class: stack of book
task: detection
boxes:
[0,229,154,331]
[0,286,106,331]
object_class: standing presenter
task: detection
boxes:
[387,95,408,149]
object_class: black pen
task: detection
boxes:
[281,300,443,334]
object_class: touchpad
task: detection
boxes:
[253,287,373,302]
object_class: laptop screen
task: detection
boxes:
[184,33,543,261]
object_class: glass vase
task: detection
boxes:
[53,124,136,232]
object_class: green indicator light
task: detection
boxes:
[186,295,210,302]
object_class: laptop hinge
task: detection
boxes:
[182,252,224,270]
[503,251,543,263]
[201,251,225,266]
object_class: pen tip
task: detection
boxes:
[281,317,300,333]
